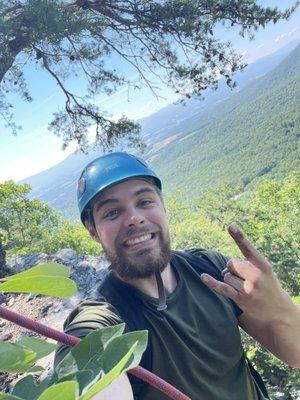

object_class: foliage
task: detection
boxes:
[0,263,77,297]
[0,337,57,374]
[0,181,101,257]
[39,220,102,256]
[167,172,300,397]
[151,44,300,200]
[239,172,300,296]
[0,263,147,399]
[0,0,297,150]
[243,332,300,399]
[0,181,60,254]
[166,189,239,256]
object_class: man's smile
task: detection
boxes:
[122,232,157,252]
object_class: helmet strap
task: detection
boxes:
[155,269,167,311]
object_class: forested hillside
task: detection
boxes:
[150,44,300,200]
[2,45,300,399]
[20,42,300,220]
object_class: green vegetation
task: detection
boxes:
[166,171,300,397]
[1,1,296,150]
[1,172,299,397]
[39,221,101,256]
[0,181,102,258]
[0,266,147,399]
[0,181,60,255]
[152,44,300,200]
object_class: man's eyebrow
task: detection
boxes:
[134,187,156,197]
[94,198,119,212]
[93,187,156,212]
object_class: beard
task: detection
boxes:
[103,226,171,280]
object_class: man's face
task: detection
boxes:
[89,179,171,280]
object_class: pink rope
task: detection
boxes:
[0,305,190,400]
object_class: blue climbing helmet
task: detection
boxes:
[77,152,162,222]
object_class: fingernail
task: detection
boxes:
[201,274,209,283]
[228,224,238,233]
[228,224,238,235]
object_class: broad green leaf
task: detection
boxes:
[17,337,57,360]
[101,330,148,373]
[1,264,70,281]
[55,324,125,379]
[0,276,76,297]
[12,376,52,400]
[0,394,24,400]
[0,340,36,373]
[79,342,138,400]
[56,370,95,394]
[37,381,78,400]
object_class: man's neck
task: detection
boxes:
[118,262,177,298]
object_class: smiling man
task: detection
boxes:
[54,152,300,400]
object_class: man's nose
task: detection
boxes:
[124,209,145,227]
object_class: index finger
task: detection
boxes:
[228,224,269,270]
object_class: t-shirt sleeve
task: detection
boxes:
[187,248,243,318]
[54,297,123,367]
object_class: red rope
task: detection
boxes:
[0,305,191,400]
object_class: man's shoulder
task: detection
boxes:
[172,248,228,272]
[62,297,122,330]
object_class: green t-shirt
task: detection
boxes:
[55,251,265,400]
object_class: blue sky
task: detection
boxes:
[0,0,299,183]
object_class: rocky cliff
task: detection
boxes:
[0,249,110,392]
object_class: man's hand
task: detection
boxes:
[91,373,133,400]
[200,223,288,321]
[200,223,300,368]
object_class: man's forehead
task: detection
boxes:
[93,178,155,203]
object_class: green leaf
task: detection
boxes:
[0,276,77,297]
[37,381,78,400]
[0,394,24,400]
[56,371,95,394]
[2,264,70,281]
[101,330,148,373]
[0,340,37,373]
[0,392,23,400]
[17,337,57,360]
[0,337,54,374]
[55,324,125,379]
[12,376,52,400]
[79,342,138,400]
[79,330,147,400]
[0,263,77,297]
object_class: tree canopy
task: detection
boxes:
[1,0,298,150]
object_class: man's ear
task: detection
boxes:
[84,219,100,243]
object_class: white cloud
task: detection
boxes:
[257,44,264,49]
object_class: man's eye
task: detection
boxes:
[104,210,119,219]
[140,199,153,206]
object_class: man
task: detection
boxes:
[54,152,300,400]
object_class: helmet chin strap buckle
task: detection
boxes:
[155,269,167,311]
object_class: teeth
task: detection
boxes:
[125,234,152,246]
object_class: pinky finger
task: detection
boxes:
[201,273,239,302]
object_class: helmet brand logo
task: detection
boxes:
[104,163,119,172]
[78,176,86,194]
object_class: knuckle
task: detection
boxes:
[223,272,231,283]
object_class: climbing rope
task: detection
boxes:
[0,305,191,400]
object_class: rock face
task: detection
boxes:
[6,248,109,297]
[0,249,110,392]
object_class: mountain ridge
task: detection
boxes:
[20,41,300,219]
